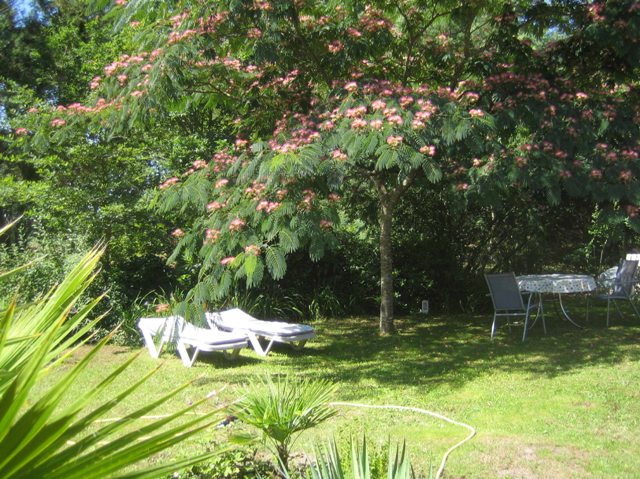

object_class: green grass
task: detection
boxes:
[33,299,640,478]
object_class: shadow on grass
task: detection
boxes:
[284,298,640,394]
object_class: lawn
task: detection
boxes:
[35,302,640,478]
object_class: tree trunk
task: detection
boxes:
[379,200,395,334]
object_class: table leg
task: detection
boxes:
[557,293,584,328]
[526,293,547,335]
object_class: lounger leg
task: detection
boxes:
[247,332,267,356]
[262,338,276,356]
[223,348,242,360]
[177,341,198,367]
[141,330,164,358]
[291,340,308,350]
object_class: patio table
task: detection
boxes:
[517,274,596,328]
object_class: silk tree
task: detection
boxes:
[18,0,640,333]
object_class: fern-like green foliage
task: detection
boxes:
[230,376,337,471]
[0,236,226,478]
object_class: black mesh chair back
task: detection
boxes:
[485,273,525,312]
[484,273,538,341]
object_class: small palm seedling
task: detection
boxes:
[230,375,337,472]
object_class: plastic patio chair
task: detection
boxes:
[205,308,315,356]
[596,259,640,326]
[484,272,541,341]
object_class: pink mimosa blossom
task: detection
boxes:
[171,228,184,238]
[15,128,28,136]
[220,256,235,265]
[386,136,403,147]
[155,303,169,313]
[51,118,66,127]
[328,40,344,53]
[620,170,633,182]
[229,218,246,231]
[205,229,220,243]
[465,92,480,102]
[207,201,223,211]
[590,169,603,179]
[386,114,403,126]
[469,109,485,118]
[515,156,528,167]
[332,149,348,161]
[419,145,436,156]
[160,177,179,189]
[320,220,333,230]
[399,96,414,107]
[351,118,367,129]
[192,160,207,169]
[369,119,383,130]
[215,178,229,188]
[344,82,358,92]
[245,244,261,256]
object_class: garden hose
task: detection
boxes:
[330,401,476,479]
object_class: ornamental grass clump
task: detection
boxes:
[231,376,337,472]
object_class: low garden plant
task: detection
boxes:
[230,376,338,472]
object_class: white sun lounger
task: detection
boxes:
[205,308,315,356]
[138,316,249,367]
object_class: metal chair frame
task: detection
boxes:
[597,259,640,326]
[485,272,542,341]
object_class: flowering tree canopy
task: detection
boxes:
[17,0,640,333]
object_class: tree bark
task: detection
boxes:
[379,199,395,335]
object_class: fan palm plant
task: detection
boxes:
[230,376,337,472]
[0,233,226,478]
